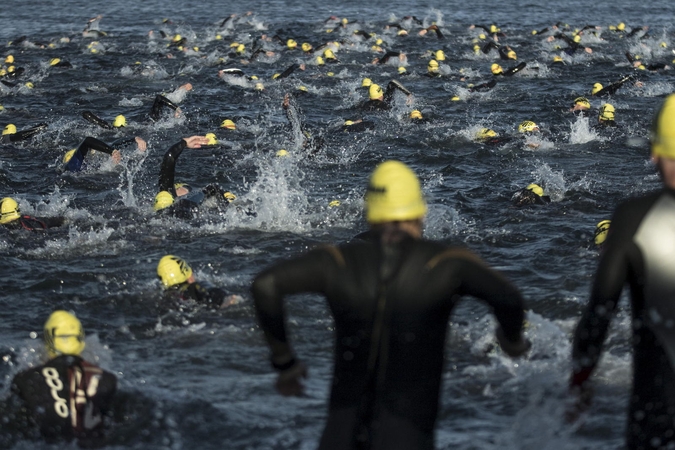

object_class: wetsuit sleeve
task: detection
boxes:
[110,136,138,149]
[64,137,114,172]
[150,95,179,121]
[158,140,187,195]
[571,201,638,384]
[8,123,47,142]
[453,251,526,342]
[277,63,300,79]
[251,248,337,362]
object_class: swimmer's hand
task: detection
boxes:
[495,326,531,357]
[111,149,122,164]
[220,294,243,308]
[135,137,147,152]
[275,359,308,397]
[183,136,210,148]
[565,371,593,423]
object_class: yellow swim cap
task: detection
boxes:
[410,110,423,120]
[506,49,517,60]
[651,94,675,159]
[316,56,325,66]
[526,183,544,197]
[236,44,245,54]
[369,84,383,100]
[205,133,217,145]
[592,83,603,95]
[287,39,297,49]
[157,255,193,288]
[276,149,288,157]
[344,120,354,126]
[397,30,408,36]
[24,82,34,89]
[361,77,372,87]
[479,33,486,40]
[154,191,174,211]
[2,123,16,135]
[44,311,86,358]
[113,114,126,128]
[255,82,264,91]
[4,55,14,64]
[173,34,182,42]
[594,220,611,245]
[553,55,564,63]
[300,42,313,52]
[435,50,446,61]
[617,22,625,31]
[398,66,407,74]
[491,63,503,75]
[365,160,427,224]
[428,59,439,72]
[518,121,539,133]
[329,200,341,207]
[0,197,20,224]
[490,25,499,34]
[599,103,615,122]
[476,128,497,141]
[223,192,236,202]
[574,97,591,109]
[63,149,76,164]
[49,58,61,66]
[573,35,581,43]
[221,119,236,130]
[323,49,336,60]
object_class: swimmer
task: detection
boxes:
[591,75,635,97]
[491,62,527,77]
[154,136,234,219]
[1,122,47,143]
[360,80,412,111]
[341,118,375,133]
[593,103,618,129]
[9,311,116,444]
[570,94,675,448]
[252,160,529,449]
[282,92,323,153]
[0,197,65,230]
[570,97,591,117]
[593,219,610,248]
[511,183,551,206]
[62,136,146,173]
[157,255,242,308]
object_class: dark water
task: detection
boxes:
[0,0,674,448]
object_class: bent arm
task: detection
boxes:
[251,248,334,363]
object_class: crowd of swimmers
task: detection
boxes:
[1,11,675,449]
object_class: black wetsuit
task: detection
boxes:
[252,233,526,450]
[593,76,635,97]
[63,136,136,172]
[0,123,47,143]
[150,95,180,121]
[511,189,551,206]
[2,215,65,231]
[572,188,675,449]
[166,281,231,307]
[9,355,116,444]
[157,140,230,219]
[361,81,411,112]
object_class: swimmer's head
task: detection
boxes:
[476,128,497,141]
[651,94,675,159]
[552,55,564,63]
[365,160,427,224]
[594,220,611,246]
[617,22,626,31]
[2,124,17,135]
[599,103,615,122]
[573,97,591,110]
[369,84,383,101]
[44,310,85,358]
[410,110,423,120]
[4,55,14,64]
[361,77,372,88]
[0,197,20,224]
[506,49,517,60]
[154,191,174,211]
[113,115,126,128]
[573,35,581,43]
[316,56,325,66]
[221,119,236,130]
[157,255,193,288]
[518,120,540,133]
[592,83,603,95]
[301,42,312,52]
[205,133,217,145]
[286,39,297,49]
[276,149,288,157]
[526,183,544,197]
[428,59,439,73]
[491,63,503,75]
[223,192,236,202]
[398,66,407,75]
[49,58,61,66]
[323,49,336,60]
[435,50,446,61]
[63,149,76,164]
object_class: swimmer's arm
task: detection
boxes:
[251,249,332,363]
[158,139,187,193]
[9,123,47,142]
[454,251,527,345]
[571,204,634,386]
[78,136,115,157]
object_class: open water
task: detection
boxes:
[0,0,674,448]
